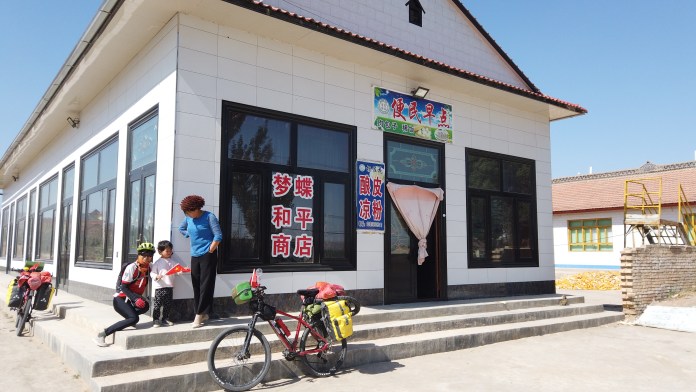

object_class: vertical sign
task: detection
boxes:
[372,86,453,143]
[270,172,314,260]
[356,161,385,232]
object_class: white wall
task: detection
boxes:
[171,13,554,298]
[0,16,179,290]
[261,0,528,89]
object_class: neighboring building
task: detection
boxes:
[0,0,585,313]
[552,161,696,269]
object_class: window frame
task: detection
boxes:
[567,218,613,252]
[219,101,356,273]
[1,206,9,259]
[12,195,27,261]
[37,175,59,262]
[75,135,119,269]
[466,148,539,268]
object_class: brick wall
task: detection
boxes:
[620,245,696,315]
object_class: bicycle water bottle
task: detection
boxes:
[275,318,290,336]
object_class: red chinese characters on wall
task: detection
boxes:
[270,172,314,259]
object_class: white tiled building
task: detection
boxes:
[0,0,584,316]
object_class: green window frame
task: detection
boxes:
[568,218,613,251]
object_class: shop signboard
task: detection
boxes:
[356,160,385,232]
[270,171,314,260]
[372,86,453,143]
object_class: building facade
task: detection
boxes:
[0,0,584,314]
[552,161,696,269]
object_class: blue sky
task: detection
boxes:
[1,1,695,179]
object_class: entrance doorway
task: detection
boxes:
[384,135,446,304]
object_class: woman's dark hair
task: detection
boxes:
[157,240,173,252]
[180,195,205,211]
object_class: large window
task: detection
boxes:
[466,149,537,267]
[221,102,355,272]
[568,218,613,251]
[77,137,118,267]
[12,195,27,261]
[37,176,59,261]
[0,207,8,259]
[26,189,36,261]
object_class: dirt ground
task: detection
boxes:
[653,289,696,307]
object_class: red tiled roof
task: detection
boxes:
[552,161,696,213]
[225,0,587,115]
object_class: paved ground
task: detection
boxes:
[2,285,694,392]
[259,323,696,392]
[0,308,90,391]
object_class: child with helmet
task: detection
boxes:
[94,242,155,347]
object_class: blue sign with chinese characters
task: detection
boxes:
[356,160,385,232]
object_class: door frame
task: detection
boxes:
[383,133,447,304]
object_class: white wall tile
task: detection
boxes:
[217,79,257,106]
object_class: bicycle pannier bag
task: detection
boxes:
[33,282,56,311]
[232,281,253,304]
[322,300,353,340]
[6,278,22,307]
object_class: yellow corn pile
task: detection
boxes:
[555,271,621,290]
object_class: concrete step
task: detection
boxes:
[88,310,623,392]
[36,298,600,378]
[93,294,585,350]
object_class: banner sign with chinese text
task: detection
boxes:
[270,172,314,262]
[372,86,453,143]
[356,161,385,232]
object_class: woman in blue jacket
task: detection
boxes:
[179,195,222,328]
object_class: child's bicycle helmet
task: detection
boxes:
[137,242,155,253]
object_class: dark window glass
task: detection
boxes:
[27,189,36,261]
[470,197,487,260]
[38,176,58,261]
[491,197,514,263]
[221,102,354,272]
[82,154,99,191]
[229,172,260,259]
[227,113,291,165]
[77,137,118,266]
[467,155,499,191]
[13,196,27,260]
[1,207,9,258]
[503,160,532,194]
[298,125,349,172]
[324,183,346,259]
[130,115,158,170]
[466,149,537,267]
[386,140,439,184]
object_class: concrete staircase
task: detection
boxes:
[21,292,623,392]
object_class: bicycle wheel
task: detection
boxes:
[16,297,32,336]
[300,321,347,377]
[207,326,271,392]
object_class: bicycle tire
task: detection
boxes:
[207,326,271,392]
[300,321,347,377]
[16,297,32,336]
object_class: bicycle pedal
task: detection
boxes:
[282,349,297,361]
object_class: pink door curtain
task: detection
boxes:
[386,183,444,265]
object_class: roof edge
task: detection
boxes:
[553,161,696,183]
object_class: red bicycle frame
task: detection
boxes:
[265,308,330,356]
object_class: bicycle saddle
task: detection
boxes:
[296,289,319,297]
